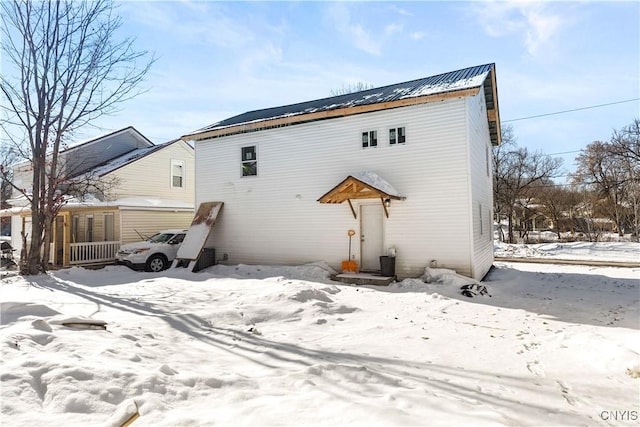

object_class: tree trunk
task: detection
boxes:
[41,216,53,271]
[507,212,515,243]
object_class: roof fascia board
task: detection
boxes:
[183,87,481,142]
[488,67,502,146]
[95,139,186,178]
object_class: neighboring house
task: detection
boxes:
[5,127,194,267]
[182,63,501,280]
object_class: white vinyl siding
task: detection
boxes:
[109,141,194,204]
[467,89,495,279]
[119,209,193,244]
[196,96,490,279]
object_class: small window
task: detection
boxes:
[486,146,491,177]
[389,127,406,145]
[362,130,377,148]
[241,146,257,176]
[171,159,185,188]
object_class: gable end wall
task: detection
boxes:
[196,97,491,279]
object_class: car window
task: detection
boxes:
[169,234,185,244]
[148,233,174,243]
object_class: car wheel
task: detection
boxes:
[146,254,167,272]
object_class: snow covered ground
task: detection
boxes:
[1,243,639,426]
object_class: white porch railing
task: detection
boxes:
[70,241,120,265]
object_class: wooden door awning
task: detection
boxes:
[317,171,405,218]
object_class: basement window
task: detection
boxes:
[389,127,406,145]
[241,146,257,177]
[362,130,378,148]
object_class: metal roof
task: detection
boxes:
[190,63,496,136]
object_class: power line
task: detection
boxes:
[503,98,640,123]
[546,149,582,156]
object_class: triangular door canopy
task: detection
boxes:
[317,171,405,218]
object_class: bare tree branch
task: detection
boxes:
[0,0,154,274]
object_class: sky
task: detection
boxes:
[82,1,639,179]
[1,242,639,425]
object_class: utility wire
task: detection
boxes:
[503,98,640,123]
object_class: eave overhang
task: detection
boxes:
[182,88,480,142]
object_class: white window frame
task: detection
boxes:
[361,130,378,149]
[241,145,258,177]
[389,126,406,145]
[171,159,185,188]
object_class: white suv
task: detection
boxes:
[116,229,187,272]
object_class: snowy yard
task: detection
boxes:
[1,243,638,426]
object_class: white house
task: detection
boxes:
[182,63,501,280]
[5,127,194,267]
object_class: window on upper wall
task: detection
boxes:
[241,146,257,177]
[171,159,185,188]
[485,146,491,177]
[389,127,406,145]
[362,130,378,148]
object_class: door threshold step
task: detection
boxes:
[332,273,395,286]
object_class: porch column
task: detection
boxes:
[63,212,71,266]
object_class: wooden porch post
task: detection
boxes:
[63,212,71,266]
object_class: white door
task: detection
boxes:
[360,204,383,271]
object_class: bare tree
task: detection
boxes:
[493,125,563,243]
[533,183,581,239]
[0,0,153,274]
[610,118,640,163]
[571,120,640,240]
[573,141,630,237]
[330,81,375,96]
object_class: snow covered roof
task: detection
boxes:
[69,139,189,180]
[60,126,153,154]
[4,197,193,214]
[183,63,501,145]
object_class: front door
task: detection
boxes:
[360,204,383,271]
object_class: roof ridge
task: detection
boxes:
[195,63,494,133]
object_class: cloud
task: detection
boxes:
[471,1,563,56]
[325,3,382,56]
[389,5,412,17]
[121,2,256,49]
[384,23,403,36]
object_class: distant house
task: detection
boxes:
[182,64,501,280]
[5,127,194,267]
